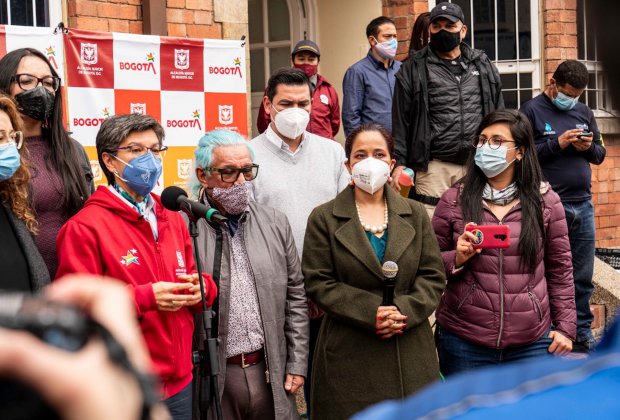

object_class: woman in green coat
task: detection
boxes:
[302,124,447,419]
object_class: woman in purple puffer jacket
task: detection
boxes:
[432,109,576,376]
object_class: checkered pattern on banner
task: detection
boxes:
[0,25,248,191]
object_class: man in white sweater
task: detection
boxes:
[250,67,349,258]
[249,67,349,415]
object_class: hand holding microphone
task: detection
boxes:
[375,261,407,339]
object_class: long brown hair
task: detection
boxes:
[0,94,36,233]
[0,48,91,217]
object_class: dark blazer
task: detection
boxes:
[3,204,50,292]
[302,186,446,420]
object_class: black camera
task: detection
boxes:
[0,293,92,352]
[0,293,94,420]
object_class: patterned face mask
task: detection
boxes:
[210,182,250,215]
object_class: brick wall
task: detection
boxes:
[166,0,220,39]
[67,0,221,38]
[541,0,620,249]
[542,0,578,80]
[592,138,620,248]
[68,0,144,33]
[382,0,429,61]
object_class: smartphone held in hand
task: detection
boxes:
[466,224,510,249]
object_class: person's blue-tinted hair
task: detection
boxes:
[189,129,253,198]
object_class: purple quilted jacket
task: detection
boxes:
[432,183,576,349]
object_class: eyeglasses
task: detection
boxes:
[0,131,23,149]
[12,74,61,92]
[112,145,168,157]
[473,135,516,150]
[203,164,259,183]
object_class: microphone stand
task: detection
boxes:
[188,215,223,420]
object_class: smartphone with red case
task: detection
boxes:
[465,224,510,249]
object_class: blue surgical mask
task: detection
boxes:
[373,37,398,60]
[0,142,21,181]
[113,152,162,197]
[552,84,579,111]
[474,144,517,178]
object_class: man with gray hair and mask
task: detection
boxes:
[249,67,349,414]
[190,129,308,419]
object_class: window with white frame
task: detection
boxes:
[577,0,612,112]
[0,0,61,27]
[248,0,310,136]
[248,0,293,95]
[429,0,541,109]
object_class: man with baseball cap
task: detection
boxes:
[391,2,504,218]
[256,39,341,139]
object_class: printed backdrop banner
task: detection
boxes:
[0,25,248,191]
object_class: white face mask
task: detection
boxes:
[351,157,391,195]
[271,106,310,139]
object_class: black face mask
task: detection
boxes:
[15,86,55,121]
[430,29,462,53]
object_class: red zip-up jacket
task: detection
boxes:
[56,186,217,398]
[257,73,341,139]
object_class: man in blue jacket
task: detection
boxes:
[521,60,606,352]
[342,16,401,136]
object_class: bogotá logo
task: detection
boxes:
[208,57,242,78]
[130,103,147,115]
[174,49,190,70]
[167,110,202,131]
[120,52,157,74]
[80,43,98,65]
[45,46,59,70]
[73,107,111,127]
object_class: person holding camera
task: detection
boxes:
[0,93,49,292]
[520,60,607,353]
[432,109,576,376]
[0,275,169,420]
[56,114,217,420]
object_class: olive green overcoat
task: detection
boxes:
[302,186,447,420]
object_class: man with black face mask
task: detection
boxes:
[391,2,504,218]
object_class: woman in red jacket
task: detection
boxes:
[432,109,576,376]
[56,113,217,420]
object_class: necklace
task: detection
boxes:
[355,198,388,234]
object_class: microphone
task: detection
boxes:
[161,186,228,224]
[381,261,398,306]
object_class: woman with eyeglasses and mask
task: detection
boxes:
[0,94,49,292]
[303,124,446,419]
[0,48,94,279]
[432,109,576,376]
[56,114,217,419]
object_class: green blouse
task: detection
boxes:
[366,229,388,263]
